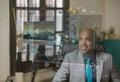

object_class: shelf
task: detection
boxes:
[23,39,55,45]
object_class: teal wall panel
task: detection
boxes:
[103,40,120,71]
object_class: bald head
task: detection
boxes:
[80,28,96,38]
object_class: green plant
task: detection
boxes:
[109,26,114,34]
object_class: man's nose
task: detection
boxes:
[82,40,86,44]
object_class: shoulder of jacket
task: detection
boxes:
[99,52,112,60]
[65,49,79,57]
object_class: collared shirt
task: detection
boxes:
[83,52,96,82]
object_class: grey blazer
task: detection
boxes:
[52,49,120,82]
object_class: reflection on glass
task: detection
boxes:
[56,10,63,31]
[46,10,54,21]
[29,10,40,21]
[56,33,62,53]
[56,0,63,8]
[29,0,40,7]
[16,0,27,7]
[16,10,27,35]
[46,0,55,7]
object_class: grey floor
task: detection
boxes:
[32,68,56,82]
[15,67,56,82]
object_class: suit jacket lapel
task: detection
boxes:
[96,53,103,82]
[77,51,86,82]
[76,50,104,82]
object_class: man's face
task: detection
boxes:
[79,30,94,55]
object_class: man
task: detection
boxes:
[52,28,120,82]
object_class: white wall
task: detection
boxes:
[0,0,10,81]
[70,0,105,31]
[70,0,105,15]
[105,0,120,39]
[70,0,120,39]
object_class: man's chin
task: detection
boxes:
[81,51,88,54]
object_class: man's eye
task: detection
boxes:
[86,38,92,41]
